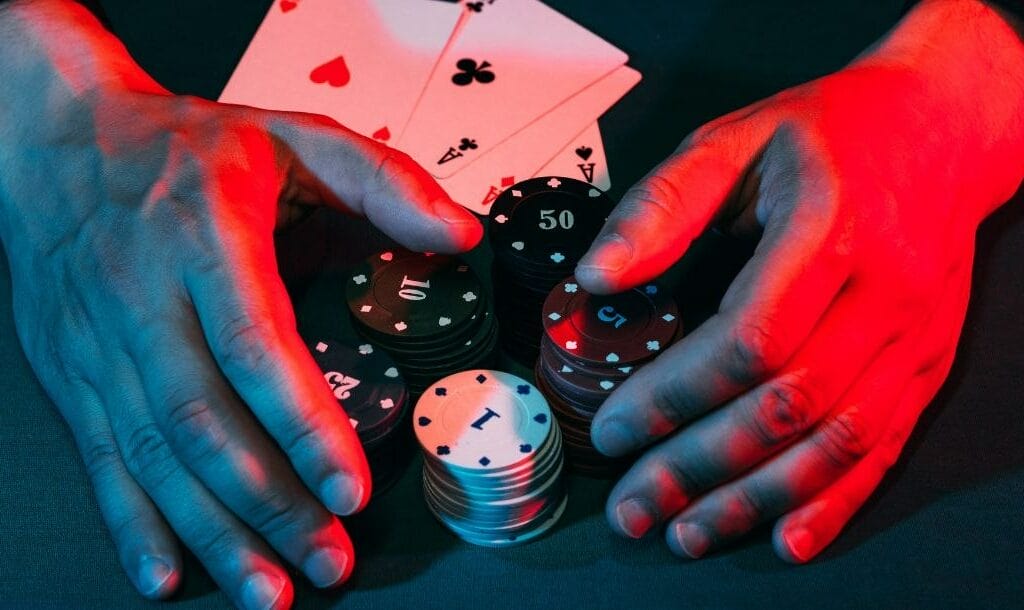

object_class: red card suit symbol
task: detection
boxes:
[310,56,351,87]
[280,0,298,12]
[372,126,392,141]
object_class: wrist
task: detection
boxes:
[849,0,1024,218]
[0,0,167,98]
[0,0,167,241]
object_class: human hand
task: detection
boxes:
[576,0,1024,562]
[0,1,481,608]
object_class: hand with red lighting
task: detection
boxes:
[0,1,481,608]
[577,0,1024,562]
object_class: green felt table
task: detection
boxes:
[2,1,1023,608]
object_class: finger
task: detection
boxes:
[664,379,900,559]
[59,376,181,599]
[664,273,971,559]
[185,247,372,518]
[260,109,482,253]
[102,360,295,610]
[576,96,794,294]
[605,282,894,538]
[591,125,854,456]
[576,120,759,294]
[131,301,355,588]
[773,276,973,563]
[771,368,946,564]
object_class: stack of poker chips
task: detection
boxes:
[414,370,568,547]
[534,277,681,476]
[345,249,499,395]
[306,338,411,496]
[488,177,616,365]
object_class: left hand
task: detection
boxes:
[575,0,1024,563]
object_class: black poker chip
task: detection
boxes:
[345,249,499,396]
[488,177,616,365]
[542,277,679,366]
[305,338,412,496]
[489,176,616,268]
[532,277,681,477]
[346,250,483,342]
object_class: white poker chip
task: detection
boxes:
[414,370,552,472]
[414,370,568,547]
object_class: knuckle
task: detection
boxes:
[649,377,697,427]
[215,314,274,377]
[123,423,177,487]
[728,319,784,383]
[246,490,307,537]
[647,366,704,429]
[621,174,682,220]
[875,428,907,471]
[817,408,873,468]
[81,431,122,481]
[653,453,713,501]
[192,524,241,565]
[282,410,325,457]
[377,147,415,171]
[162,393,228,461]
[728,485,767,527]
[368,148,417,194]
[745,376,816,447]
[109,511,150,548]
[680,123,723,151]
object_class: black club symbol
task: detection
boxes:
[458,138,478,151]
[466,1,494,14]
[452,58,495,86]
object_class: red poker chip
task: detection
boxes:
[542,277,680,366]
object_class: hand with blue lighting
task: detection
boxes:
[0,1,481,608]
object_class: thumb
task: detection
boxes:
[576,122,762,294]
[264,110,482,254]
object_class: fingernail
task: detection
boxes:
[241,572,285,610]
[783,527,815,563]
[579,235,633,272]
[304,546,349,588]
[321,472,365,516]
[615,498,656,539]
[593,419,635,456]
[434,199,475,225]
[674,522,712,559]
[138,555,175,598]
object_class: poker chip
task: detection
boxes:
[543,277,679,366]
[414,370,567,547]
[488,177,616,364]
[306,338,411,496]
[535,277,681,476]
[346,249,499,395]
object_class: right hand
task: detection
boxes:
[0,2,482,608]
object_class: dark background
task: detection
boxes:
[2,1,1023,608]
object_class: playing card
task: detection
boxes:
[219,0,465,144]
[538,122,611,192]
[438,66,639,214]
[398,0,629,179]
